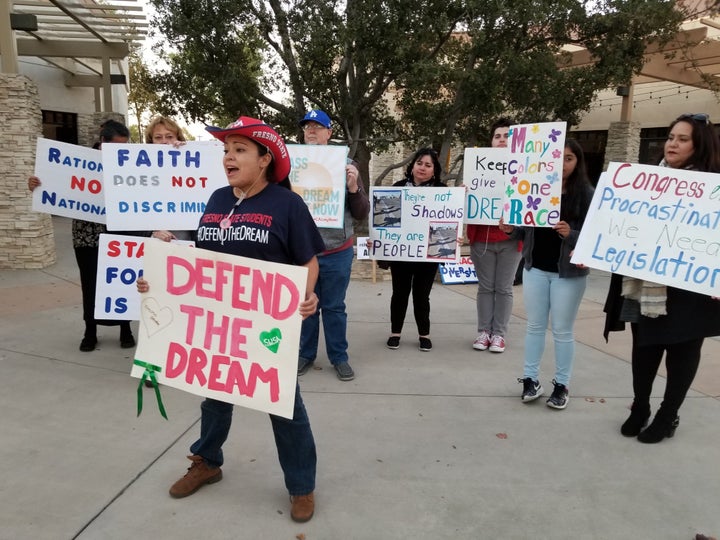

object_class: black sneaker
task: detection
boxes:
[418,337,432,352]
[546,379,569,409]
[334,361,355,381]
[297,357,314,376]
[79,336,97,352]
[386,336,400,350]
[518,377,544,402]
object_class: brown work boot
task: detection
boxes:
[290,492,315,522]
[169,455,222,498]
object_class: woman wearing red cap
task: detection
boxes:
[137,116,324,522]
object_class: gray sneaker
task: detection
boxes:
[334,361,355,381]
[297,357,314,376]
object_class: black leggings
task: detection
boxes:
[389,261,438,336]
[631,323,703,418]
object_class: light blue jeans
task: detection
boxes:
[522,267,587,387]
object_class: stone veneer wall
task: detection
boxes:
[603,121,641,168]
[77,112,126,148]
[0,74,55,269]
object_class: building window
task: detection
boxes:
[42,110,78,144]
[569,130,607,186]
[639,127,668,165]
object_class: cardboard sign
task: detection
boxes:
[287,144,348,229]
[503,122,566,228]
[368,186,465,262]
[102,142,227,231]
[95,235,196,320]
[463,147,509,225]
[356,236,370,259]
[572,163,720,296]
[130,241,308,418]
[32,138,106,224]
[95,234,146,320]
[439,257,478,284]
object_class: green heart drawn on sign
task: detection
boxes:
[260,328,282,353]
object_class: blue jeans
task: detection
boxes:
[299,246,354,366]
[189,384,316,496]
[522,267,587,387]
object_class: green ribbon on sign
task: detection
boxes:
[134,359,168,420]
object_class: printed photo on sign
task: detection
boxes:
[287,144,348,229]
[368,186,465,262]
[503,122,566,228]
[130,241,308,418]
[372,190,402,227]
[102,141,227,232]
[572,162,720,297]
[32,138,106,224]
[463,147,509,225]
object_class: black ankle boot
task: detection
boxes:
[637,414,679,444]
[620,402,651,437]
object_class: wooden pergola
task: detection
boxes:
[0,0,147,111]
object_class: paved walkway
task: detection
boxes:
[1,216,718,540]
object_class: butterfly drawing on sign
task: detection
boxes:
[526,195,541,210]
[546,172,559,184]
[505,185,515,197]
[552,149,562,159]
[510,176,518,185]
[548,129,562,143]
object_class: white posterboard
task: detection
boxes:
[287,144,348,229]
[368,186,465,262]
[130,241,308,418]
[572,162,720,296]
[102,142,226,231]
[32,138,106,223]
[463,147,509,225]
[503,122,566,228]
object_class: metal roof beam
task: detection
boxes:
[17,39,129,58]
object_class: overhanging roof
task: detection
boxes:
[1,0,148,110]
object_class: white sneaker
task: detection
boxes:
[473,331,491,350]
[489,335,506,353]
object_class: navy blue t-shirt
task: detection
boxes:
[196,184,325,265]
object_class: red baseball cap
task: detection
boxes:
[205,116,291,183]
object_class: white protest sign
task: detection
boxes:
[572,162,720,296]
[32,138,106,224]
[463,147,509,225]
[94,235,197,320]
[356,236,370,259]
[439,256,478,284]
[368,186,465,262]
[130,241,307,418]
[95,234,147,320]
[503,122,566,228]
[102,141,226,231]
[287,144,348,229]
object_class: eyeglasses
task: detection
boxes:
[302,123,328,132]
[678,113,710,125]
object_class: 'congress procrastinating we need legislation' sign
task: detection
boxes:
[368,186,464,262]
[572,162,720,296]
[102,142,227,231]
[32,138,106,224]
[287,144,348,229]
[130,241,308,418]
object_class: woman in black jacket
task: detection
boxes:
[604,113,720,443]
[385,148,446,352]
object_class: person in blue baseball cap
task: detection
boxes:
[296,109,370,382]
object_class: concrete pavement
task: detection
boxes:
[1,216,719,540]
